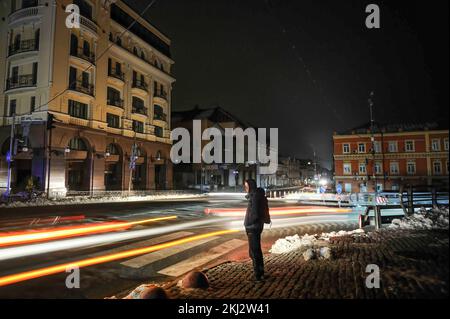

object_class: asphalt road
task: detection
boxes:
[0,196,361,299]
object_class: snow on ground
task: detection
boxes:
[389,207,449,230]
[269,228,366,256]
[0,193,205,208]
[270,207,449,258]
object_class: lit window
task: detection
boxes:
[388,141,398,153]
[405,140,415,152]
[373,141,382,153]
[390,162,399,175]
[431,139,440,152]
[343,163,352,175]
[407,161,416,175]
[433,161,442,175]
[358,143,366,153]
[342,143,350,154]
[374,162,382,174]
[359,163,366,174]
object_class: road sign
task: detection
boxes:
[336,184,342,194]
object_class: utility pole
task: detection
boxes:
[368,91,377,194]
[6,113,16,197]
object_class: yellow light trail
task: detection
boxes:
[0,216,177,247]
[0,229,238,287]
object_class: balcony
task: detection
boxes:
[80,15,98,35]
[132,106,148,116]
[70,47,96,65]
[8,39,38,56]
[9,4,41,25]
[108,68,125,82]
[132,80,148,92]
[107,98,124,108]
[153,113,167,122]
[69,81,95,96]
[6,74,36,90]
[154,90,168,100]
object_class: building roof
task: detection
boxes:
[172,106,251,128]
[336,120,449,135]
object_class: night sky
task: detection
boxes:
[125,0,449,169]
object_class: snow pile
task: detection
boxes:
[319,228,366,241]
[302,246,332,261]
[269,228,367,256]
[389,207,449,230]
[270,227,368,257]
[269,234,317,254]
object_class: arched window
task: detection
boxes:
[68,138,87,151]
[116,37,122,46]
[133,46,138,55]
[106,143,120,155]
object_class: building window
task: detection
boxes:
[444,138,449,151]
[374,162,382,175]
[107,87,122,107]
[9,99,16,116]
[106,113,120,128]
[154,104,166,121]
[68,100,88,119]
[359,163,366,174]
[433,161,442,175]
[132,120,144,133]
[343,163,352,175]
[405,140,415,152]
[407,161,416,175]
[431,139,441,152]
[344,183,352,193]
[30,96,36,112]
[388,141,398,153]
[373,141,382,153]
[154,126,164,138]
[342,143,350,154]
[69,137,87,151]
[390,162,399,175]
[358,143,366,153]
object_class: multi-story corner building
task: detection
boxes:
[333,122,449,193]
[0,0,175,196]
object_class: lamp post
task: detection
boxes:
[368,91,378,194]
[5,113,16,197]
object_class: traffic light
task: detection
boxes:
[47,113,56,130]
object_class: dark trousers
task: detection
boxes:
[246,225,264,278]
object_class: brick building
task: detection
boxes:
[333,122,449,193]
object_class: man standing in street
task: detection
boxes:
[244,179,270,281]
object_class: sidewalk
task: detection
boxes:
[150,227,449,299]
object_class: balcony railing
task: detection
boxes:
[153,113,167,121]
[80,15,98,34]
[108,68,125,81]
[107,98,124,108]
[8,39,38,56]
[69,81,95,96]
[132,80,148,91]
[70,47,96,64]
[154,90,168,100]
[6,74,36,90]
[132,106,148,116]
[9,5,40,24]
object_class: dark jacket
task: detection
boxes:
[244,187,266,230]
